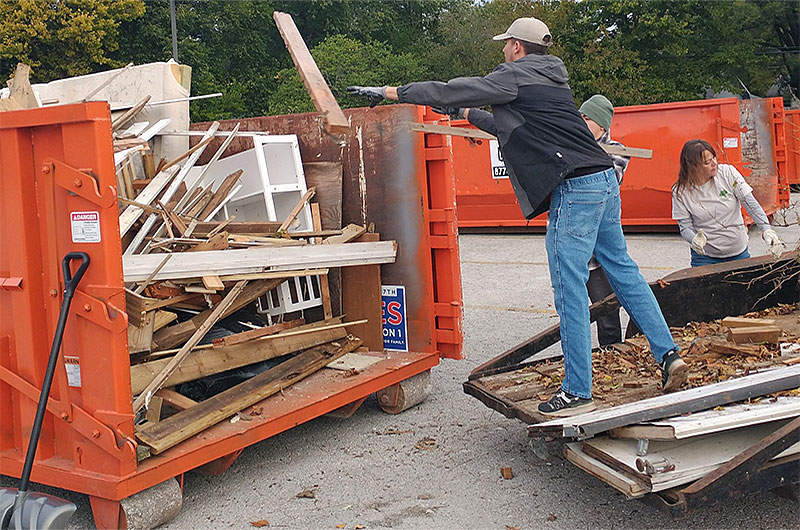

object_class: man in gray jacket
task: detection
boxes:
[348,17,687,416]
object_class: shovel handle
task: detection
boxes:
[62,252,90,298]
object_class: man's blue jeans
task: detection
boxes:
[545,169,678,399]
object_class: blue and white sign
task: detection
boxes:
[382,285,408,352]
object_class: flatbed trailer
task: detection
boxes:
[464,253,800,516]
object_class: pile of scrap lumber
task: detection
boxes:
[110,96,393,458]
[516,306,800,500]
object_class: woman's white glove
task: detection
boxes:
[691,229,707,255]
[762,228,786,258]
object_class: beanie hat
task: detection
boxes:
[579,95,614,131]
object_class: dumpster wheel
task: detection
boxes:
[377,370,431,414]
[119,479,182,530]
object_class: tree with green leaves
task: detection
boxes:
[0,0,145,81]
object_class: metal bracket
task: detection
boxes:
[44,158,116,208]
[0,277,23,291]
[0,365,135,462]
[73,289,128,333]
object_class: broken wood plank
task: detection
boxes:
[722,316,777,328]
[727,326,782,344]
[192,221,282,236]
[125,289,151,328]
[272,12,350,135]
[131,319,350,394]
[145,395,163,424]
[322,224,366,245]
[133,254,172,295]
[212,318,305,348]
[278,187,315,234]
[119,166,179,237]
[161,136,213,173]
[155,389,198,411]
[152,279,282,349]
[198,170,243,221]
[188,232,229,252]
[128,311,155,354]
[201,275,225,291]
[341,233,383,350]
[112,95,151,131]
[132,280,248,412]
[123,241,397,283]
[136,337,360,454]
[152,310,178,332]
[311,203,333,320]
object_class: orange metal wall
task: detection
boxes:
[0,103,137,495]
[786,109,800,186]
[452,97,790,230]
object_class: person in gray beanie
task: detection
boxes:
[579,95,630,347]
[347,17,687,416]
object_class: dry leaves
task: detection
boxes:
[414,436,436,451]
[250,521,269,527]
[296,488,316,499]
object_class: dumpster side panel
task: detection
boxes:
[786,109,800,185]
[0,103,135,489]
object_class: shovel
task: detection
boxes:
[0,252,90,530]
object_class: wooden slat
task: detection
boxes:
[272,11,350,135]
[152,310,178,332]
[322,224,366,245]
[112,95,151,130]
[131,319,349,394]
[341,233,383,350]
[198,170,243,221]
[188,232,229,252]
[528,365,800,439]
[278,187,315,233]
[721,316,777,328]
[727,326,782,344]
[564,443,648,498]
[152,279,282,349]
[136,337,361,454]
[123,241,397,282]
[201,275,225,291]
[155,389,198,411]
[132,281,248,412]
[119,167,179,237]
[311,203,333,320]
[408,122,653,159]
[212,318,305,347]
[192,221,282,236]
[128,311,155,354]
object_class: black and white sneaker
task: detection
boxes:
[660,350,688,392]
[538,389,596,417]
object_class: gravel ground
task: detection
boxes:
[5,203,799,529]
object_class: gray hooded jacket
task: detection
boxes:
[397,54,612,218]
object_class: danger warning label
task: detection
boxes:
[70,211,101,243]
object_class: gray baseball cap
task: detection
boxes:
[493,17,552,46]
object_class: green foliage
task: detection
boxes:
[269,35,428,115]
[0,0,145,81]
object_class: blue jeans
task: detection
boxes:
[690,248,750,267]
[545,169,678,399]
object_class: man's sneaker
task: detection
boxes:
[660,350,688,392]
[538,389,596,417]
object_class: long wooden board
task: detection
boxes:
[528,365,800,439]
[123,241,397,282]
[136,337,361,454]
[273,11,350,135]
[610,397,800,441]
[131,320,348,394]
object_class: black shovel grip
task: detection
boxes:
[62,252,90,297]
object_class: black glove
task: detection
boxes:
[432,106,464,120]
[346,86,387,107]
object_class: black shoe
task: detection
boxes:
[538,389,596,417]
[660,350,688,392]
